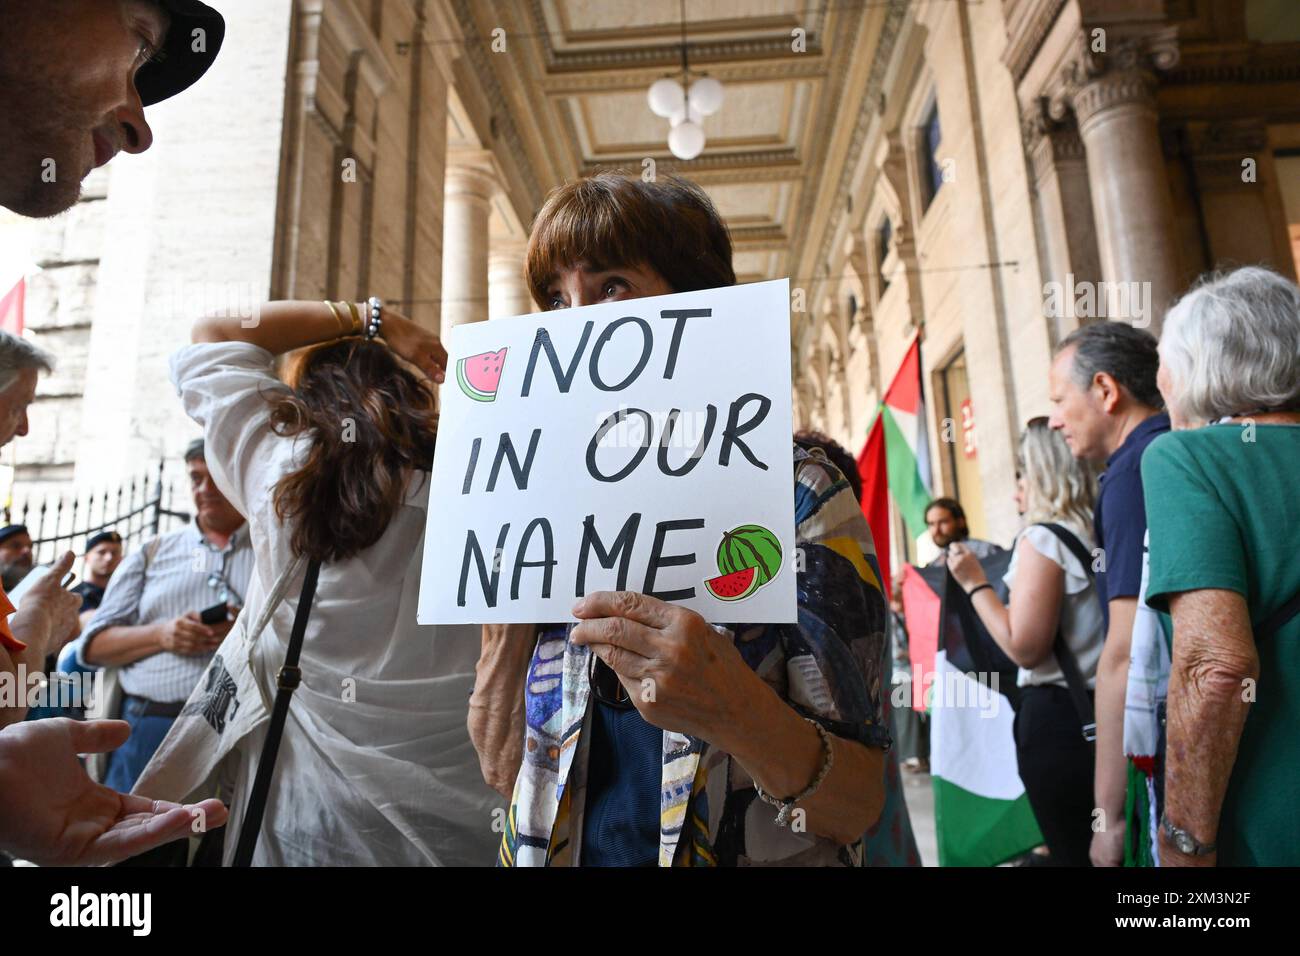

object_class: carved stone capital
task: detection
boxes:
[1023,100,1087,182]
[1048,29,1180,132]
[1021,98,1083,154]
[1064,29,1180,85]
[1072,67,1158,128]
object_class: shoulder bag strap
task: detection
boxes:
[231,557,322,867]
[1037,523,1098,743]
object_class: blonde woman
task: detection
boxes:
[945,417,1103,865]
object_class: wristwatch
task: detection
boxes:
[1160,814,1216,856]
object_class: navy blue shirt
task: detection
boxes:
[1094,412,1171,629]
[71,581,106,613]
[580,702,662,866]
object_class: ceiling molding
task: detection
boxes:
[543,36,824,73]
[580,148,801,178]
[450,0,545,214]
[809,0,907,306]
[539,55,829,94]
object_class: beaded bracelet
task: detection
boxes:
[754,717,835,826]
[365,296,383,340]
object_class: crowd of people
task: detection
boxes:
[0,0,1296,870]
[912,280,1299,868]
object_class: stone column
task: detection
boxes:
[1023,106,1101,339]
[1069,44,1181,327]
[440,158,497,334]
[488,238,532,319]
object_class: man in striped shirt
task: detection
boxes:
[81,439,253,792]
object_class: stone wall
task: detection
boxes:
[272,0,451,331]
[803,0,1300,560]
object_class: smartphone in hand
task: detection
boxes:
[199,601,229,625]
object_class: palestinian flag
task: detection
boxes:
[880,337,931,539]
[857,337,932,589]
[912,559,1043,866]
[899,564,939,710]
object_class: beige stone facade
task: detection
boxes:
[807,0,1300,565]
[7,0,1300,572]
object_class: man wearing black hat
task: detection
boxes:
[0,525,35,592]
[0,0,225,217]
[0,0,232,867]
[75,531,125,626]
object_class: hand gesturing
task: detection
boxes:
[0,718,228,866]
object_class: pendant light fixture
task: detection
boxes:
[647,0,724,160]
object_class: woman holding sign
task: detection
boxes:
[472,173,893,866]
[134,300,503,865]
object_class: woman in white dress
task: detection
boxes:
[137,299,502,865]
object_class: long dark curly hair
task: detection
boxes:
[268,337,438,563]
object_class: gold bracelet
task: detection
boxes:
[323,300,349,335]
[345,300,363,335]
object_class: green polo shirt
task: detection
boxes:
[1142,423,1300,866]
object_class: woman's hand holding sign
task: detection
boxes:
[572,589,885,845]
[571,591,755,741]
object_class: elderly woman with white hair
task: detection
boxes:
[1142,265,1300,867]
[946,418,1103,866]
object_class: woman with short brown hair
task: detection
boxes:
[472,172,893,867]
[524,172,735,307]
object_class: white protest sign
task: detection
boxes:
[417,278,796,625]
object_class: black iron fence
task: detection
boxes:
[4,459,191,565]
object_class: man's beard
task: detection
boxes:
[0,148,85,217]
[0,562,33,591]
[0,59,92,217]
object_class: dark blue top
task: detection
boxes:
[1094,412,1171,628]
[71,581,106,613]
[580,702,662,866]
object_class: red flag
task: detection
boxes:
[0,279,23,335]
[856,413,890,595]
[900,564,940,709]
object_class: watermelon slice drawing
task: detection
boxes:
[717,524,783,586]
[704,523,782,602]
[704,566,759,602]
[457,348,507,403]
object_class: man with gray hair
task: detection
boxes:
[1048,320,1170,866]
[0,333,83,730]
[0,333,54,443]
